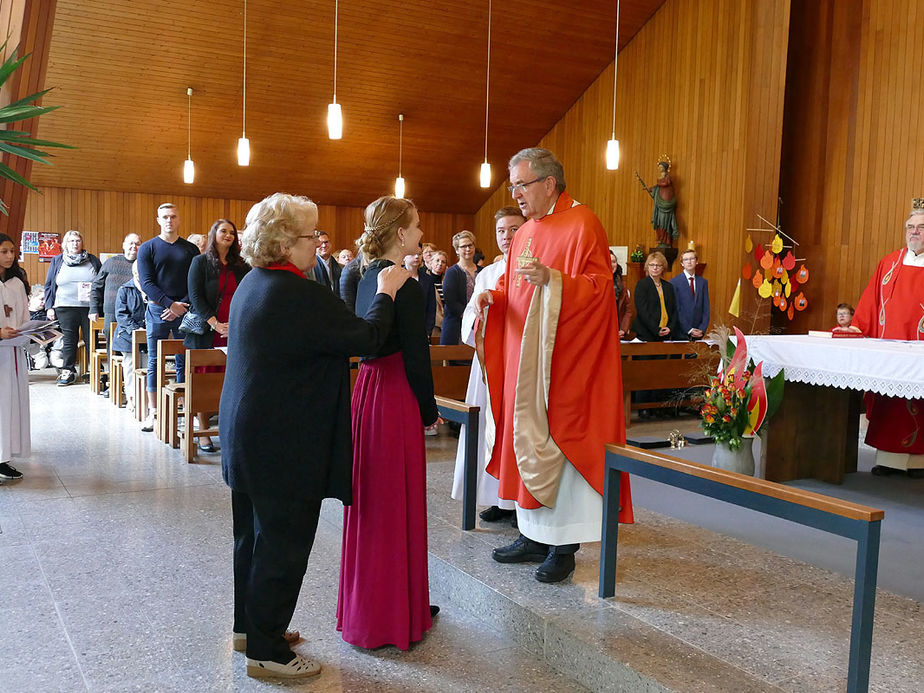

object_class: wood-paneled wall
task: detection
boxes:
[20,187,473,286]
[472,0,791,333]
[780,0,924,332]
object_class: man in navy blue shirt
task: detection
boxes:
[135,203,199,431]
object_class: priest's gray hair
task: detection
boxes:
[241,193,318,267]
[509,148,566,194]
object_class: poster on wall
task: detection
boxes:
[21,231,38,254]
[38,232,61,262]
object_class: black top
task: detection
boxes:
[340,253,363,313]
[355,259,438,426]
[220,267,395,503]
[113,279,146,353]
[135,235,199,307]
[312,255,343,298]
[632,275,680,341]
[184,254,250,349]
[440,263,477,345]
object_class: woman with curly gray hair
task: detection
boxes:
[219,193,408,679]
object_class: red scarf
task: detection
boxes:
[265,261,306,278]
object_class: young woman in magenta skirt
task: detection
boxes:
[337,196,439,649]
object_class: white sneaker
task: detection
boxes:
[424,424,439,436]
[246,654,320,679]
[141,410,156,432]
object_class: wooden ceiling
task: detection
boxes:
[30,0,665,213]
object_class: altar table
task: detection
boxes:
[743,335,924,483]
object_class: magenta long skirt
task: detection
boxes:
[336,352,433,649]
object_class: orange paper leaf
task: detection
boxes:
[760,250,774,270]
[779,295,788,311]
[796,265,809,283]
[742,263,753,280]
[794,292,808,311]
[752,270,764,288]
[782,253,796,270]
[787,304,795,320]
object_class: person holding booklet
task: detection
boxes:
[0,233,31,481]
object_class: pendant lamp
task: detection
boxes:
[183,87,195,184]
[479,0,492,187]
[605,0,621,170]
[328,0,343,139]
[238,0,251,165]
[395,114,406,199]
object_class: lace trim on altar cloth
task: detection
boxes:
[758,362,924,399]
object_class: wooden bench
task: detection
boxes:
[599,444,884,693]
[620,341,719,427]
[131,329,148,421]
[155,339,184,442]
[109,323,125,408]
[429,344,473,401]
[89,316,107,393]
[177,348,226,462]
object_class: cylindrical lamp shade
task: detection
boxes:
[328,103,343,140]
[183,159,195,184]
[395,176,406,199]
[237,137,251,166]
[605,139,620,170]
[479,161,492,188]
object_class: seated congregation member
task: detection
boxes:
[184,219,250,453]
[44,230,102,386]
[848,201,924,476]
[668,248,709,339]
[337,196,439,650]
[440,230,479,345]
[220,193,407,679]
[0,233,30,482]
[611,251,633,339]
[404,249,436,336]
[450,206,523,522]
[113,263,147,413]
[632,251,679,341]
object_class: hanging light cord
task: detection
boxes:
[483,0,491,162]
[187,88,192,159]
[398,114,403,177]
[610,0,620,139]
[333,0,338,103]
[242,0,247,137]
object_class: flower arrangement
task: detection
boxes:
[700,327,784,450]
[629,245,645,262]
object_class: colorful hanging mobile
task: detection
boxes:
[741,215,810,321]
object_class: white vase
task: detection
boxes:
[711,437,755,476]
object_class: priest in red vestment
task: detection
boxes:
[474,148,633,584]
[848,203,924,476]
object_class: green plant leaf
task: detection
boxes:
[0,53,29,88]
[0,141,52,162]
[2,88,53,111]
[0,161,40,192]
[0,105,50,124]
[763,369,786,424]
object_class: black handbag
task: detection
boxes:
[179,311,210,335]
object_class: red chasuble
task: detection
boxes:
[852,249,924,453]
[481,192,633,523]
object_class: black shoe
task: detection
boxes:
[535,552,575,583]
[479,506,514,522]
[198,441,217,454]
[492,535,549,564]
[430,605,440,618]
[0,462,23,480]
[871,465,894,477]
[56,369,76,387]
[907,469,924,479]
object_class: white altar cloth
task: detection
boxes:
[740,335,924,399]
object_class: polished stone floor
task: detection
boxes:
[3,373,923,692]
[0,372,582,692]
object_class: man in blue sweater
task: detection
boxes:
[135,203,199,431]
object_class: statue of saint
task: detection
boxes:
[636,160,678,247]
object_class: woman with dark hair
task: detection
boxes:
[185,219,250,452]
[44,230,101,386]
[0,233,30,481]
[337,195,439,650]
[610,250,633,339]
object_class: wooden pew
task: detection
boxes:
[620,341,719,427]
[155,339,184,442]
[131,329,148,421]
[599,444,884,693]
[89,316,107,393]
[429,344,474,400]
[109,323,125,408]
[178,348,226,462]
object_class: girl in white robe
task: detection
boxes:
[0,233,30,481]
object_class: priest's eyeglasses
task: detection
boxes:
[905,223,924,231]
[507,178,544,195]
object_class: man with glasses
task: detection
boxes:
[669,248,709,340]
[475,148,634,583]
[311,231,342,298]
[845,200,924,476]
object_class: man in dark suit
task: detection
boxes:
[668,248,709,339]
[311,231,342,298]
